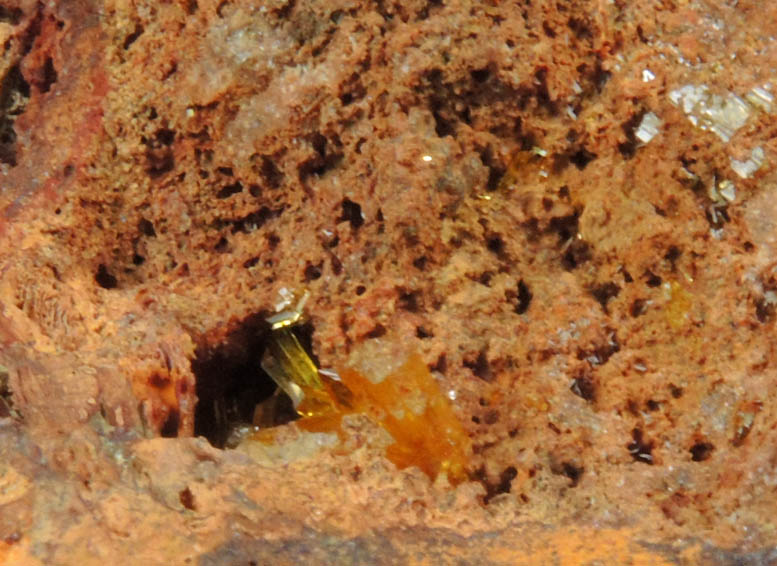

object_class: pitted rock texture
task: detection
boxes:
[1,0,777,563]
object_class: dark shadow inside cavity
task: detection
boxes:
[191,312,299,448]
[0,64,30,166]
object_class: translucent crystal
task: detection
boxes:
[635,112,661,143]
[717,179,736,203]
[730,146,765,179]
[260,328,333,417]
[261,335,470,482]
[259,293,470,482]
[266,290,310,329]
[745,86,773,112]
[334,353,471,483]
[669,84,751,142]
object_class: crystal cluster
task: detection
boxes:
[259,292,470,483]
[668,84,773,143]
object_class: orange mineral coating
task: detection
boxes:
[334,353,471,484]
[664,280,693,329]
[295,352,471,483]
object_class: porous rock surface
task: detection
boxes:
[1,0,777,563]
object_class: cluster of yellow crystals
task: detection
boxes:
[260,327,334,418]
[260,298,470,483]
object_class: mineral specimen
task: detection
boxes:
[260,320,469,483]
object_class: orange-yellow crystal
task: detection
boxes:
[340,353,470,483]
[664,280,692,329]
[298,353,471,483]
[259,316,470,483]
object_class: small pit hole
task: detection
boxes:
[557,461,583,487]
[179,487,196,510]
[416,326,433,339]
[365,324,386,339]
[214,237,229,253]
[330,255,343,275]
[645,271,662,287]
[37,57,57,94]
[398,290,422,312]
[138,218,156,238]
[630,298,647,317]
[259,157,283,188]
[627,428,654,464]
[569,148,597,170]
[339,198,364,229]
[304,263,322,282]
[478,146,505,192]
[755,297,775,323]
[160,409,180,437]
[570,372,596,402]
[561,240,592,271]
[155,128,176,146]
[590,282,620,314]
[123,23,144,49]
[216,181,243,199]
[464,350,493,381]
[95,264,118,289]
[0,6,23,24]
[477,271,493,286]
[514,279,532,314]
[486,234,505,256]
[481,465,518,504]
[664,245,681,265]
[618,112,643,159]
[690,441,714,462]
[470,67,490,83]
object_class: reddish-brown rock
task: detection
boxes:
[2,0,777,563]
